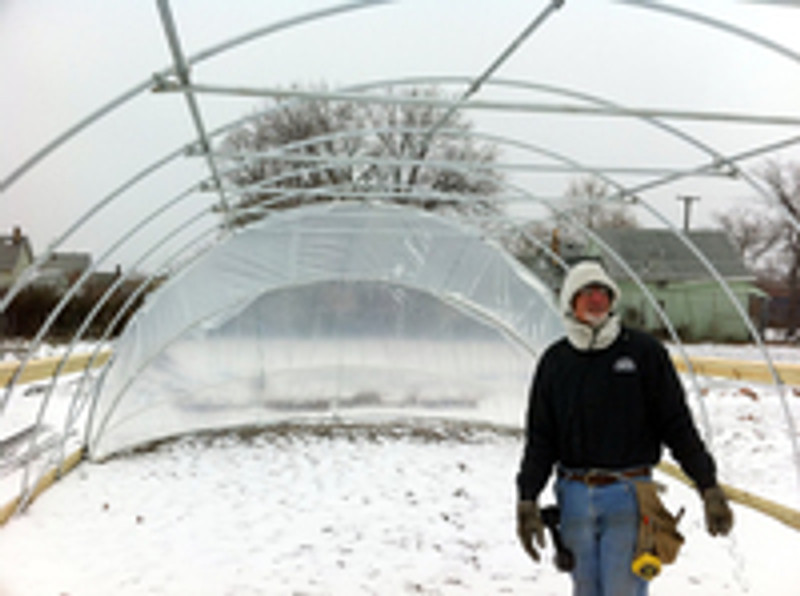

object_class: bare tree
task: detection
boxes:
[500,176,639,290]
[562,176,638,230]
[716,159,800,339]
[507,176,638,253]
[715,207,781,273]
[216,85,503,227]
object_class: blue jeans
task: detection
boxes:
[555,473,649,596]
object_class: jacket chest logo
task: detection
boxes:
[613,356,637,373]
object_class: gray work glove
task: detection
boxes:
[516,500,546,562]
[702,485,733,536]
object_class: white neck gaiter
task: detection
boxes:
[564,311,621,351]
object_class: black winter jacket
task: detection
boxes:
[517,326,717,501]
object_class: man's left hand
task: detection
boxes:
[702,485,733,536]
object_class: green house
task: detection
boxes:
[586,229,760,343]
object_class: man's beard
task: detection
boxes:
[581,311,609,328]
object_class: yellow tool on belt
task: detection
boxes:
[631,481,685,581]
[632,551,662,580]
[631,513,662,580]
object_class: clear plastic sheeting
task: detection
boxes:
[88,202,563,460]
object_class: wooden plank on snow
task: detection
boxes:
[0,351,112,388]
[672,355,800,387]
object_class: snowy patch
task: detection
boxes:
[0,421,799,595]
[1,341,800,594]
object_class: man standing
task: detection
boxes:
[516,260,733,595]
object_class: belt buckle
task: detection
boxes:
[584,468,608,487]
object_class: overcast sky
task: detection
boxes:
[1,0,800,270]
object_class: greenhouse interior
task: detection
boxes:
[1,0,799,531]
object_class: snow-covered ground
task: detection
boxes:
[0,341,799,595]
[1,421,799,595]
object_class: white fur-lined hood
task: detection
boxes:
[559,261,622,351]
[559,260,621,316]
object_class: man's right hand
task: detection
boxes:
[516,500,546,562]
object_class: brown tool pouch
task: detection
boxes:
[633,480,685,565]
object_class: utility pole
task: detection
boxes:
[677,195,701,231]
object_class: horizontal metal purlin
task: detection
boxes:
[152,82,800,127]
[199,150,731,178]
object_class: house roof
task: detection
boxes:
[0,233,33,274]
[41,252,92,276]
[591,228,752,283]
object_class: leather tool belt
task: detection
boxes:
[559,466,651,487]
